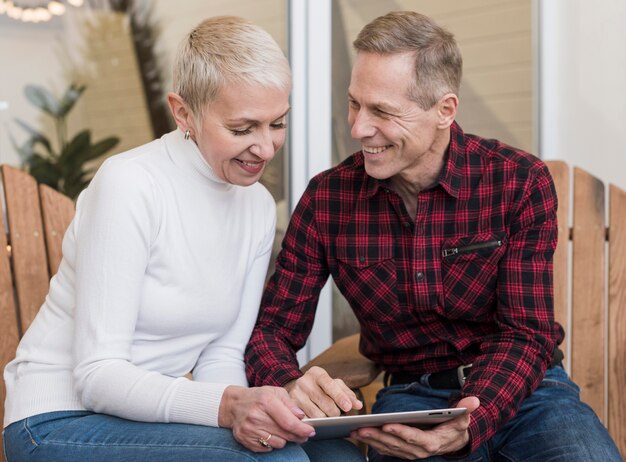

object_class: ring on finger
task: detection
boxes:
[258,432,273,449]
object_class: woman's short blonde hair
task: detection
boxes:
[173,16,292,120]
[353,11,462,110]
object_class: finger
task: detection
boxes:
[265,433,287,450]
[353,428,428,460]
[289,374,342,418]
[268,393,316,440]
[458,396,480,414]
[233,429,275,453]
[288,384,332,418]
[248,434,275,453]
[317,375,363,412]
[304,367,360,415]
[370,441,417,461]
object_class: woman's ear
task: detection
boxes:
[167,92,196,134]
[437,93,458,129]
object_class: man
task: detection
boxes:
[246,11,621,461]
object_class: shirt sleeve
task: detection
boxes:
[245,178,330,386]
[458,163,559,453]
[71,158,225,427]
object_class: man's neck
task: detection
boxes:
[389,130,450,220]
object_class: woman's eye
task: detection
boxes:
[271,122,287,130]
[231,128,252,136]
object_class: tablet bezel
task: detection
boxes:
[303,408,467,440]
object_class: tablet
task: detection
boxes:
[303,408,466,440]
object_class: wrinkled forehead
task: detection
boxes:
[349,52,415,104]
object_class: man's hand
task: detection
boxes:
[351,396,480,460]
[285,366,363,417]
[218,385,315,453]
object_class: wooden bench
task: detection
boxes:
[305,160,626,458]
[0,165,75,456]
[1,161,625,458]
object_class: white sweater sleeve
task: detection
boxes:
[72,159,227,426]
[192,201,276,387]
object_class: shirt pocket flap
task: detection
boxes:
[335,234,393,268]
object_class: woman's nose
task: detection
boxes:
[250,130,278,160]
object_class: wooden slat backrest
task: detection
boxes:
[1,165,50,335]
[545,161,570,335]
[571,167,606,420]
[0,210,21,456]
[1,167,75,459]
[608,184,626,453]
[39,184,75,276]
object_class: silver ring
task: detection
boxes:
[258,433,273,449]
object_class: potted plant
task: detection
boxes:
[11,83,120,199]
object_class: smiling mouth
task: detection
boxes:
[362,145,391,154]
[235,159,263,167]
[234,158,265,174]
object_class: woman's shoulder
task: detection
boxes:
[92,138,169,187]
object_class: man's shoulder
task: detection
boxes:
[309,152,367,189]
[464,131,549,176]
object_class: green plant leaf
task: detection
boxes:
[63,170,92,199]
[59,130,91,168]
[58,84,86,118]
[29,154,62,188]
[86,136,120,161]
[13,118,53,154]
[9,133,36,163]
[24,85,61,117]
[17,82,121,199]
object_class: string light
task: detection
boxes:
[0,0,84,23]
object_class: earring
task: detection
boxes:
[184,129,190,140]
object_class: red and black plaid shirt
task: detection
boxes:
[246,122,564,452]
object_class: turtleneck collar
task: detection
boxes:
[163,128,232,190]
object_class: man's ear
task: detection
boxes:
[166,92,197,135]
[437,93,458,129]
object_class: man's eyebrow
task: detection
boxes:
[347,93,398,112]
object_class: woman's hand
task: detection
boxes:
[218,385,315,453]
[285,366,363,418]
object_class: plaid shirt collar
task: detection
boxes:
[365,121,466,200]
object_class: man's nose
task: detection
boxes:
[350,110,376,140]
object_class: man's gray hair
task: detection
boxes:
[353,11,462,109]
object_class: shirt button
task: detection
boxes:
[403,222,411,228]
[359,255,366,263]
[415,271,424,282]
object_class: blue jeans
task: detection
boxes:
[368,366,622,462]
[2,411,365,462]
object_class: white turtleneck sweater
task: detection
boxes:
[3,129,276,429]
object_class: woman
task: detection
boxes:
[2,16,364,462]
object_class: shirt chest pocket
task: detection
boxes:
[333,235,401,323]
[438,232,507,320]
